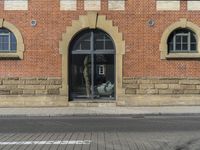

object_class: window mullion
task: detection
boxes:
[91,31,94,99]
[8,32,11,51]
[173,33,176,51]
[188,32,191,51]
[181,35,183,51]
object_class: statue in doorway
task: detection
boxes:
[83,56,91,97]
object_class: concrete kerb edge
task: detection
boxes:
[0,113,200,118]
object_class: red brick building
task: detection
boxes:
[0,0,200,107]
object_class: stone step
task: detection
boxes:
[69,101,116,107]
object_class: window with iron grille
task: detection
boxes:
[0,28,17,52]
[168,28,197,53]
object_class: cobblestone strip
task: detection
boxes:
[33,133,53,150]
[49,133,66,150]
[0,134,12,142]
[40,133,59,150]
[13,134,35,150]
[97,132,105,150]
[19,133,41,150]
[74,132,85,150]
[117,132,131,150]
[105,132,114,150]
[0,134,16,150]
[90,132,98,150]
[57,132,73,150]
[0,134,14,150]
[124,132,138,150]
[29,133,46,150]
[66,132,79,150]
[82,132,91,150]
[111,132,121,150]
[119,132,131,150]
[3,133,31,150]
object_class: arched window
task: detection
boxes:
[0,28,17,52]
[168,28,197,52]
[69,29,115,100]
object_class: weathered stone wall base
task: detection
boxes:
[0,96,68,107]
[0,77,62,96]
[118,95,200,106]
[120,77,200,106]
[123,77,200,95]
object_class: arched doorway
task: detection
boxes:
[69,29,115,100]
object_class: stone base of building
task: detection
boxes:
[0,96,68,107]
[0,95,200,107]
[1,77,200,107]
[118,95,200,106]
[123,77,200,95]
[118,77,200,106]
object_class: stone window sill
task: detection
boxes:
[166,53,200,59]
[0,52,23,59]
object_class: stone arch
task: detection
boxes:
[160,18,200,59]
[59,12,125,103]
[0,19,24,59]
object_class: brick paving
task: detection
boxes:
[0,132,198,150]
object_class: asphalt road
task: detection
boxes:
[0,116,200,150]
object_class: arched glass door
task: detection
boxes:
[69,29,115,100]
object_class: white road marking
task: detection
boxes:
[0,140,91,145]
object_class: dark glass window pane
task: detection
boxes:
[168,28,197,52]
[168,43,173,51]
[95,32,104,40]
[3,43,9,50]
[182,44,188,51]
[95,41,104,50]
[191,44,197,51]
[0,28,9,33]
[105,35,111,40]
[182,36,188,43]
[176,36,181,43]
[191,34,196,43]
[0,35,9,51]
[0,28,17,51]
[94,54,115,98]
[72,31,91,51]
[80,41,90,50]
[3,36,8,43]
[168,35,173,43]
[176,44,181,50]
[105,41,114,49]
[11,33,16,42]
[11,43,17,51]
[71,54,91,98]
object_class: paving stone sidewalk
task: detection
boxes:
[0,106,200,116]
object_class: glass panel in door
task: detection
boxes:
[93,54,115,99]
[70,54,92,99]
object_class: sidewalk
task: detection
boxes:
[0,106,200,117]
